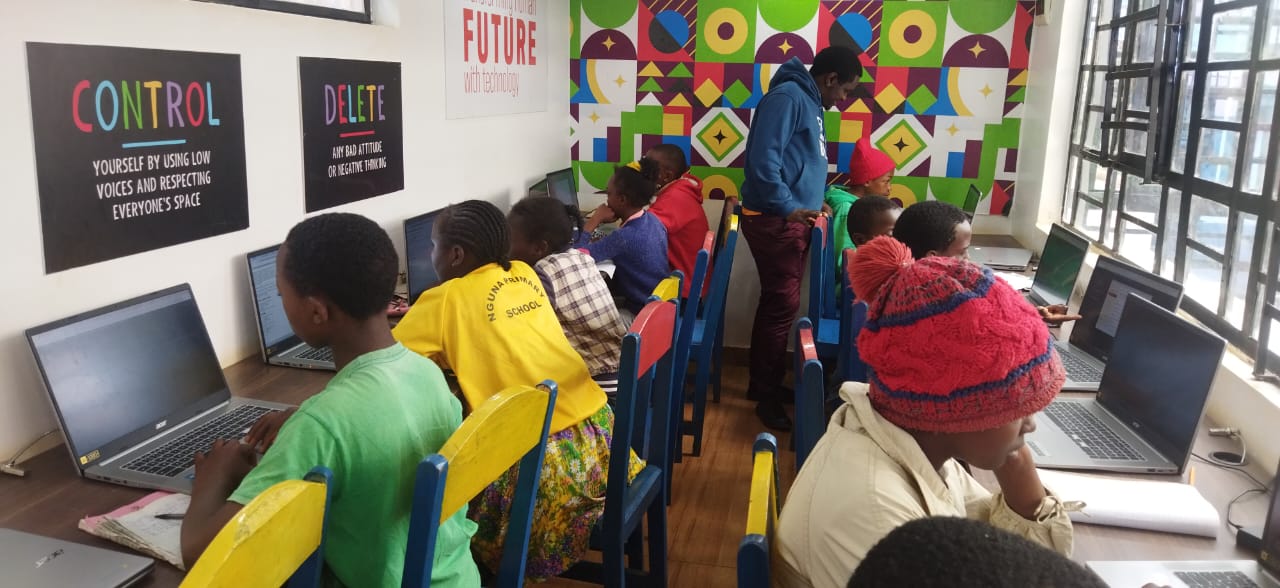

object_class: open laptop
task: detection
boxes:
[1026,223,1091,307]
[1088,463,1280,587]
[404,208,445,304]
[0,528,154,587]
[1057,255,1185,391]
[246,245,335,370]
[26,284,290,493]
[969,246,1033,271]
[1027,295,1225,474]
[546,167,578,210]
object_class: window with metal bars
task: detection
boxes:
[1064,0,1280,375]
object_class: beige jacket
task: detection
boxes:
[774,383,1074,588]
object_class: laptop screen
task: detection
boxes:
[26,285,229,468]
[546,168,576,208]
[405,209,443,304]
[246,245,298,354]
[1030,224,1089,306]
[1096,295,1225,472]
[1069,255,1184,361]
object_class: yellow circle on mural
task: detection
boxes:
[888,9,937,60]
[889,183,918,207]
[704,8,749,56]
[702,174,741,201]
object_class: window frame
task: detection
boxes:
[194,0,372,23]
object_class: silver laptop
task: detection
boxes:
[1026,223,1091,307]
[1088,463,1280,587]
[1027,295,1224,474]
[246,245,335,370]
[969,245,1033,271]
[26,284,290,493]
[0,528,153,588]
[404,208,445,304]
[1056,255,1184,391]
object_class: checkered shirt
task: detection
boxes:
[535,249,626,377]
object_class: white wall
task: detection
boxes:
[0,0,569,461]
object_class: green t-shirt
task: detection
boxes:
[229,343,479,588]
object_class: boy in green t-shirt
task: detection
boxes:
[180,213,479,587]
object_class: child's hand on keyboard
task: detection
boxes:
[1038,304,1082,325]
[192,439,258,497]
[243,408,297,452]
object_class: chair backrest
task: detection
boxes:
[737,433,779,588]
[674,231,713,387]
[700,214,740,348]
[807,215,830,325]
[607,300,677,527]
[403,383,558,588]
[713,196,740,262]
[650,273,683,303]
[793,318,825,470]
[182,466,333,588]
[824,222,841,319]
[838,249,869,383]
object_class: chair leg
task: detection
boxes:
[689,362,710,456]
[626,530,644,571]
[647,494,669,587]
[603,542,627,588]
[711,338,724,403]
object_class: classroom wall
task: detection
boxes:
[0,0,570,461]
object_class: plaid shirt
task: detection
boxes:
[535,250,626,377]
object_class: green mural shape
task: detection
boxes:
[669,63,694,78]
[571,0,582,60]
[582,0,636,30]
[928,177,981,208]
[978,118,1020,193]
[907,86,937,112]
[892,176,929,205]
[639,78,664,93]
[824,110,842,141]
[696,0,758,63]
[691,165,746,197]
[879,2,948,68]
[949,0,1018,35]
[620,105,666,162]
[576,161,617,191]
[759,0,819,33]
[724,80,753,107]
[1008,87,1027,103]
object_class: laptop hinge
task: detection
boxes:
[96,399,231,467]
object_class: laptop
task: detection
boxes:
[1026,223,1091,307]
[1027,295,1225,474]
[26,284,290,493]
[1088,463,1280,587]
[0,528,154,587]
[546,167,578,210]
[404,208,445,304]
[969,246,1033,271]
[246,245,335,370]
[528,177,549,198]
[1057,255,1185,391]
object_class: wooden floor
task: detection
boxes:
[548,364,797,587]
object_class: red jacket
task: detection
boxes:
[649,172,707,297]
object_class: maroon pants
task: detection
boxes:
[741,213,811,403]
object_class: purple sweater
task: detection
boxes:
[576,211,670,313]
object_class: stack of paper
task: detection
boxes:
[79,492,189,569]
[1037,469,1220,538]
[994,270,1034,291]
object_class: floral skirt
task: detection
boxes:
[469,403,646,582]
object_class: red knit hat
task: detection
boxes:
[849,138,896,186]
[849,236,1064,434]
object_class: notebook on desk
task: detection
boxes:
[246,245,336,371]
[1087,462,1280,588]
[1027,295,1225,474]
[25,284,290,494]
[0,528,154,588]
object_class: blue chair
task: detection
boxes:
[403,382,558,588]
[807,216,840,361]
[684,213,740,457]
[670,232,712,465]
[708,196,740,403]
[823,214,842,321]
[737,433,780,588]
[837,248,869,384]
[562,300,675,587]
[792,318,827,470]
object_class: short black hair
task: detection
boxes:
[892,200,969,260]
[508,196,581,253]
[848,517,1108,588]
[847,196,902,237]
[282,212,397,320]
[438,200,512,271]
[811,45,863,84]
[613,165,657,208]
[646,144,689,176]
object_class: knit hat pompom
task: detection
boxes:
[849,236,914,302]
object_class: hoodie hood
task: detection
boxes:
[771,57,822,108]
[657,172,704,204]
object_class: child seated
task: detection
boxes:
[893,200,1079,323]
[644,144,707,297]
[508,196,627,395]
[181,213,478,587]
[392,200,643,581]
[578,162,670,316]
[774,236,1074,588]
[846,196,902,248]
[827,138,896,256]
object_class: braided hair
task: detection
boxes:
[612,165,658,209]
[437,200,512,271]
[509,196,581,254]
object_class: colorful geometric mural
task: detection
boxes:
[570,0,1036,216]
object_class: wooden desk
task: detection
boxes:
[0,358,333,587]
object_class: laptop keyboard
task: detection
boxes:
[1042,403,1143,461]
[297,346,334,362]
[122,405,278,478]
[1174,571,1259,588]
[1057,345,1105,383]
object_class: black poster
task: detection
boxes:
[299,58,404,212]
[26,43,249,273]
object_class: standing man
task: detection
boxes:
[740,45,862,431]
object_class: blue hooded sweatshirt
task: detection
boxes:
[741,57,829,217]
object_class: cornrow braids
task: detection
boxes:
[438,200,512,271]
